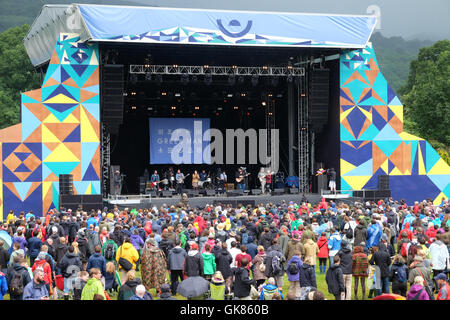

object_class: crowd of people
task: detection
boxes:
[0,195,449,301]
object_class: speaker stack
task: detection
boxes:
[102,64,124,135]
[309,69,330,133]
[59,174,73,195]
[251,189,262,195]
[378,175,390,190]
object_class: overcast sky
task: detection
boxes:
[131,0,450,41]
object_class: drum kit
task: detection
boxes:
[197,177,212,189]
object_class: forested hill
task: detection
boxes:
[0,1,436,93]
[371,32,434,93]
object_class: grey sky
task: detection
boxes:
[131,0,450,41]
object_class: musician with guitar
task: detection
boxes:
[150,170,160,190]
[258,168,266,194]
[176,169,189,195]
[235,167,250,191]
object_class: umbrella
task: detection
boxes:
[373,293,406,300]
[177,276,210,298]
[0,230,12,250]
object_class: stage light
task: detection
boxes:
[247,112,251,116]
[233,106,239,110]
[193,113,196,116]
[268,112,273,116]
[194,106,200,110]
[261,101,266,106]
[173,64,178,68]
[161,92,167,96]
[147,107,153,111]
[268,93,273,97]
[301,92,306,97]
[227,93,233,98]
[248,107,253,110]
[301,127,307,131]
[175,93,181,97]
[171,113,175,117]
[262,66,268,70]
[131,106,136,110]
[241,93,246,97]
[144,54,151,67]
[171,106,177,110]
[204,65,209,69]
[232,65,237,69]
[251,75,259,87]
[131,91,137,96]
[217,107,223,111]
[216,112,220,116]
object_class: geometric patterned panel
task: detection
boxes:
[0,33,100,217]
[340,43,450,204]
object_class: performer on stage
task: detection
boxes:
[113,170,122,196]
[258,168,266,194]
[175,169,185,195]
[327,167,337,193]
[217,169,227,194]
[150,170,160,190]
[235,167,248,191]
[265,169,273,193]
[168,167,175,189]
[199,169,208,182]
[192,170,200,190]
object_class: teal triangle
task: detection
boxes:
[425,142,441,173]
[82,95,100,104]
[21,105,42,141]
[13,182,32,201]
[44,162,79,177]
[373,124,402,141]
[358,124,379,141]
[374,140,402,157]
[340,177,352,193]
[340,124,356,140]
[52,183,59,210]
[427,175,450,192]
[46,104,78,122]
[21,95,41,103]
[344,159,373,176]
[91,182,97,195]
[407,141,419,167]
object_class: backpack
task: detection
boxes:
[104,243,115,260]
[259,262,266,273]
[401,242,408,257]
[9,271,25,296]
[288,262,299,275]
[395,265,407,283]
[271,255,282,276]
[345,226,353,239]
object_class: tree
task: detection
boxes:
[401,40,450,147]
[0,24,40,129]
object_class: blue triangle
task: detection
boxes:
[61,66,71,83]
[14,152,31,162]
[63,125,80,142]
[374,141,402,157]
[71,64,89,77]
[344,159,373,176]
[428,175,450,191]
[22,105,42,141]
[14,163,31,173]
[425,142,441,173]
[82,163,99,181]
[388,159,395,173]
[373,125,402,141]
[45,104,78,122]
[13,182,32,201]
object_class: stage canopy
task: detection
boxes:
[24,4,377,67]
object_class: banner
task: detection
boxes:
[149,118,211,164]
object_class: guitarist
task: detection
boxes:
[150,170,160,190]
[235,167,249,191]
[258,168,266,194]
[175,169,185,195]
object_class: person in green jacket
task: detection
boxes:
[202,243,216,281]
[81,268,106,300]
[176,224,187,249]
[101,238,119,264]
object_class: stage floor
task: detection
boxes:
[104,192,361,210]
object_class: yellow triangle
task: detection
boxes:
[433,192,447,205]
[44,143,79,162]
[62,113,80,124]
[42,181,53,196]
[390,167,404,176]
[42,125,61,143]
[85,183,92,195]
[399,131,424,141]
[427,158,450,175]
[342,176,372,190]
[340,106,355,122]
[381,159,389,174]
[80,107,98,142]
[340,159,356,176]
[43,93,78,104]
[43,113,61,124]
[418,145,426,175]
[389,105,403,123]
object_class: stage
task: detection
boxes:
[104,192,361,210]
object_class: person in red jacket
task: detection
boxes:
[317,232,329,274]
[31,252,53,296]
[398,222,413,242]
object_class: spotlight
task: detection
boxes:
[161,92,167,96]
[175,93,181,97]
[147,107,153,111]
[194,106,200,110]
[261,101,266,106]
[131,106,136,110]
[241,93,246,97]
[171,106,177,110]
[131,91,137,96]
[227,93,233,98]
[217,107,223,111]
[233,106,239,110]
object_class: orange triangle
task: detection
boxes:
[71,162,81,181]
[49,49,60,65]
[80,89,98,103]
[14,143,32,153]
[372,143,388,174]
[343,71,369,87]
[72,106,81,122]
[22,89,41,102]
[373,106,388,121]
[15,171,33,182]
[42,183,54,213]
[342,141,356,148]
[44,172,59,182]
[91,145,101,178]
[341,87,355,104]
[341,117,356,139]
[4,183,21,201]
[0,124,22,142]
[81,66,99,88]
[63,77,79,88]
[65,142,81,161]
[43,77,60,88]
[389,115,403,134]
[24,125,42,143]
[44,123,79,142]
[389,142,411,174]
[364,70,379,86]
[368,58,379,71]
[24,103,50,122]
[371,90,386,105]
[357,87,372,104]
[44,142,60,151]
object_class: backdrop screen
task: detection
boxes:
[149,118,211,164]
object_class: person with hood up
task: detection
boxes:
[406,276,430,300]
[184,242,204,278]
[327,228,342,266]
[264,238,286,290]
[59,245,82,300]
[398,222,413,242]
[317,232,329,274]
[80,268,106,300]
[31,252,53,296]
[285,232,305,263]
[202,243,217,280]
[116,237,139,284]
[140,237,167,294]
[168,238,187,294]
[352,245,368,299]
[389,254,408,297]
[325,255,345,300]
[285,250,303,299]
[299,256,317,289]
[27,229,42,267]
[366,219,382,250]
[337,240,353,300]
[23,269,49,300]
[214,242,233,291]
[353,218,367,247]
[233,257,256,300]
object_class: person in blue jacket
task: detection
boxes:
[27,230,42,267]
[0,271,7,300]
[366,219,382,250]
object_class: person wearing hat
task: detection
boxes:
[435,273,450,300]
[159,283,178,300]
[141,237,167,295]
[209,271,229,300]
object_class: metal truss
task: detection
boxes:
[129,64,305,77]
[101,123,111,197]
[297,57,310,193]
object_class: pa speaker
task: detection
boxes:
[378,175,390,190]
[289,188,299,194]
[161,190,173,197]
[102,64,124,135]
[309,69,329,133]
[59,174,73,195]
